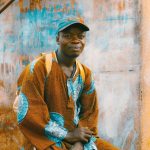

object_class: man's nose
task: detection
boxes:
[71,35,80,43]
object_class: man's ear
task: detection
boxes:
[56,34,60,45]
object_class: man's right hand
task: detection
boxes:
[64,127,93,144]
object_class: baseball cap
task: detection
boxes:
[56,16,89,34]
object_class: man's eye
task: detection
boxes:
[62,33,85,39]
[78,34,85,39]
[63,34,71,38]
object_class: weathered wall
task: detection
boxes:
[0,0,141,149]
[141,0,150,149]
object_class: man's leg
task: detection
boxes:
[95,138,119,150]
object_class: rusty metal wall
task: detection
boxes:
[0,0,141,149]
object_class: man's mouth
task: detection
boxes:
[69,46,81,50]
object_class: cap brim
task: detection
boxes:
[59,22,89,32]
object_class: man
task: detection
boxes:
[16,17,119,150]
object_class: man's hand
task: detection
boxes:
[70,142,83,150]
[64,127,93,144]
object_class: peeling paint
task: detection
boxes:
[0,0,140,149]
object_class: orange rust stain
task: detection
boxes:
[18,0,28,13]
[117,0,126,12]
[18,0,77,13]
[70,0,76,9]
[30,0,42,10]
[17,0,76,13]
[0,80,4,88]
[18,0,42,13]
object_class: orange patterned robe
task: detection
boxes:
[17,51,119,150]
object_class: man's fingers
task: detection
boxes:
[84,133,92,139]
[70,127,93,143]
[81,136,89,143]
[82,128,93,135]
[80,133,92,143]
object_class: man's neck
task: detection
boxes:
[56,50,76,67]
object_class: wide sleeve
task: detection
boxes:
[17,57,68,150]
[78,67,99,150]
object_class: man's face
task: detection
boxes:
[56,25,86,58]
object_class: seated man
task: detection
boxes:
[15,17,119,150]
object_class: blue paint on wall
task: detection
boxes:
[0,1,83,56]
[0,1,140,149]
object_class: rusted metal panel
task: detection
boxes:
[0,0,141,149]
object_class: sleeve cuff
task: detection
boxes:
[45,120,68,141]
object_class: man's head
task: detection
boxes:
[56,17,90,58]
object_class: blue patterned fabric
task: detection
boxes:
[86,74,95,95]
[17,86,21,91]
[67,75,84,125]
[30,59,38,73]
[44,112,68,148]
[50,112,65,126]
[84,136,97,150]
[17,92,29,123]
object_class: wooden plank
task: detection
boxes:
[0,0,15,14]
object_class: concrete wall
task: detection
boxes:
[0,0,141,149]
